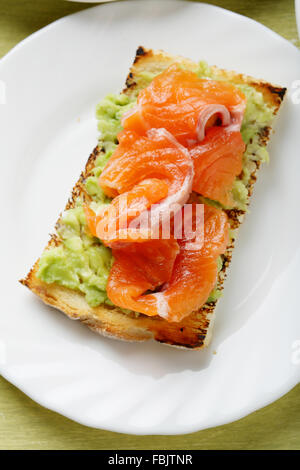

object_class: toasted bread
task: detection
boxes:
[21,47,286,349]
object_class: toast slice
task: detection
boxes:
[21,47,286,349]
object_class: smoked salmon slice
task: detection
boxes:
[99,128,193,199]
[85,67,241,320]
[190,127,245,207]
[106,238,180,308]
[90,128,193,246]
[122,64,246,146]
[107,204,229,322]
[84,178,169,246]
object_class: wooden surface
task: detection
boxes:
[0,0,299,450]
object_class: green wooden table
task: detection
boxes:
[0,0,299,450]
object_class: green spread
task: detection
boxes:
[38,205,112,307]
[37,61,275,309]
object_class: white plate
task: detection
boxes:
[0,0,299,435]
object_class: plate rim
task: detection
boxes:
[0,367,299,434]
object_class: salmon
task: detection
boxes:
[99,128,193,199]
[190,127,245,207]
[84,178,169,246]
[106,238,179,306]
[89,128,193,246]
[84,67,242,321]
[107,204,229,322]
[122,64,246,146]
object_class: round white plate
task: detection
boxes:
[0,0,299,435]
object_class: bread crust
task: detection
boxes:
[21,47,286,350]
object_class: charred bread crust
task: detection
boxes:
[21,47,286,350]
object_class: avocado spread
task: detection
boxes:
[37,63,275,308]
